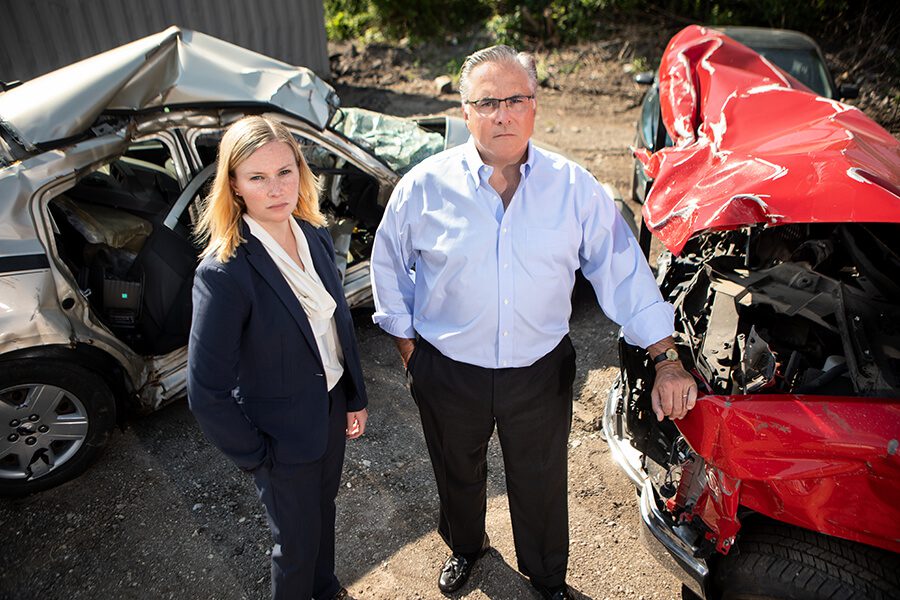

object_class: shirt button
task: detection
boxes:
[503,361,508,366]
[503,331,509,336]
[502,227,508,234]
[503,263,509,269]
[504,298,509,305]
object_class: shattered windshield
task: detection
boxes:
[329,107,445,174]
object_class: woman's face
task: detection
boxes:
[230,140,300,228]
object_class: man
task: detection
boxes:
[370,45,695,599]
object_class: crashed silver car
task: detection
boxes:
[0,27,468,495]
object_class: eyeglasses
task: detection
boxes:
[465,94,535,116]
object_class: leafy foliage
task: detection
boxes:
[325,0,898,53]
[325,0,490,43]
[324,0,378,41]
[485,0,643,46]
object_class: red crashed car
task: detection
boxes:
[604,26,900,600]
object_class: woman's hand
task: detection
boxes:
[346,408,368,439]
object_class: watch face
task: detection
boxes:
[652,348,680,365]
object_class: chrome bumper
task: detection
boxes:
[602,376,647,487]
[604,376,710,598]
[638,480,709,598]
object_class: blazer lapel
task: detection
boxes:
[242,222,323,368]
[299,220,344,305]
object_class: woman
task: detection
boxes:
[187,115,368,600]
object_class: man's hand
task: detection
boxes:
[346,408,368,439]
[392,336,416,369]
[647,336,697,421]
[651,362,696,421]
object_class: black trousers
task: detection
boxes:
[408,336,576,588]
[252,376,348,600]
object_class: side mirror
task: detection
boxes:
[634,71,655,85]
[838,82,859,100]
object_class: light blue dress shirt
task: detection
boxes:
[371,138,674,369]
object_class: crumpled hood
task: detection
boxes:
[638,25,900,255]
[0,27,338,152]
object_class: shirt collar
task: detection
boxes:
[462,137,535,189]
[521,141,536,179]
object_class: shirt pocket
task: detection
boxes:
[524,227,577,279]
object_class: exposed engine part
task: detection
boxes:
[736,326,776,393]
[617,222,899,543]
[651,223,899,399]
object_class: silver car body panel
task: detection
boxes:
[0,270,74,353]
[1,135,129,356]
[0,128,186,409]
[137,347,190,414]
[0,27,338,153]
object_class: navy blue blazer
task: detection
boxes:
[187,218,368,470]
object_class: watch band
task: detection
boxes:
[652,348,679,365]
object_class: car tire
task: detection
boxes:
[714,521,900,600]
[0,361,116,496]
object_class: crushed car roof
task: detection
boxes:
[637,25,900,255]
[0,27,338,154]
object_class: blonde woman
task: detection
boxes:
[188,115,367,600]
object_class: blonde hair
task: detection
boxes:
[196,115,325,263]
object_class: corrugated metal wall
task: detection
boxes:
[0,0,330,82]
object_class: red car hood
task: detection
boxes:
[637,25,900,255]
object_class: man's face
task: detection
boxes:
[463,61,536,166]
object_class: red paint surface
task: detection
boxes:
[638,25,900,255]
[676,394,900,553]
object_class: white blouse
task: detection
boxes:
[243,215,345,391]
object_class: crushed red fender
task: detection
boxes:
[676,393,900,554]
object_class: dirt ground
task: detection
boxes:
[0,298,678,600]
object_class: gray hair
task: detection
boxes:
[458,45,538,102]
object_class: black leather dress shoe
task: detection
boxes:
[437,534,490,594]
[331,588,353,600]
[532,582,573,599]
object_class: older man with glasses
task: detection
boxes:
[371,45,695,599]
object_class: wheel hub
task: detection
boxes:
[0,384,89,481]
[16,422,37,435]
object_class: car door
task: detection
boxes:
[175,115,397,308]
